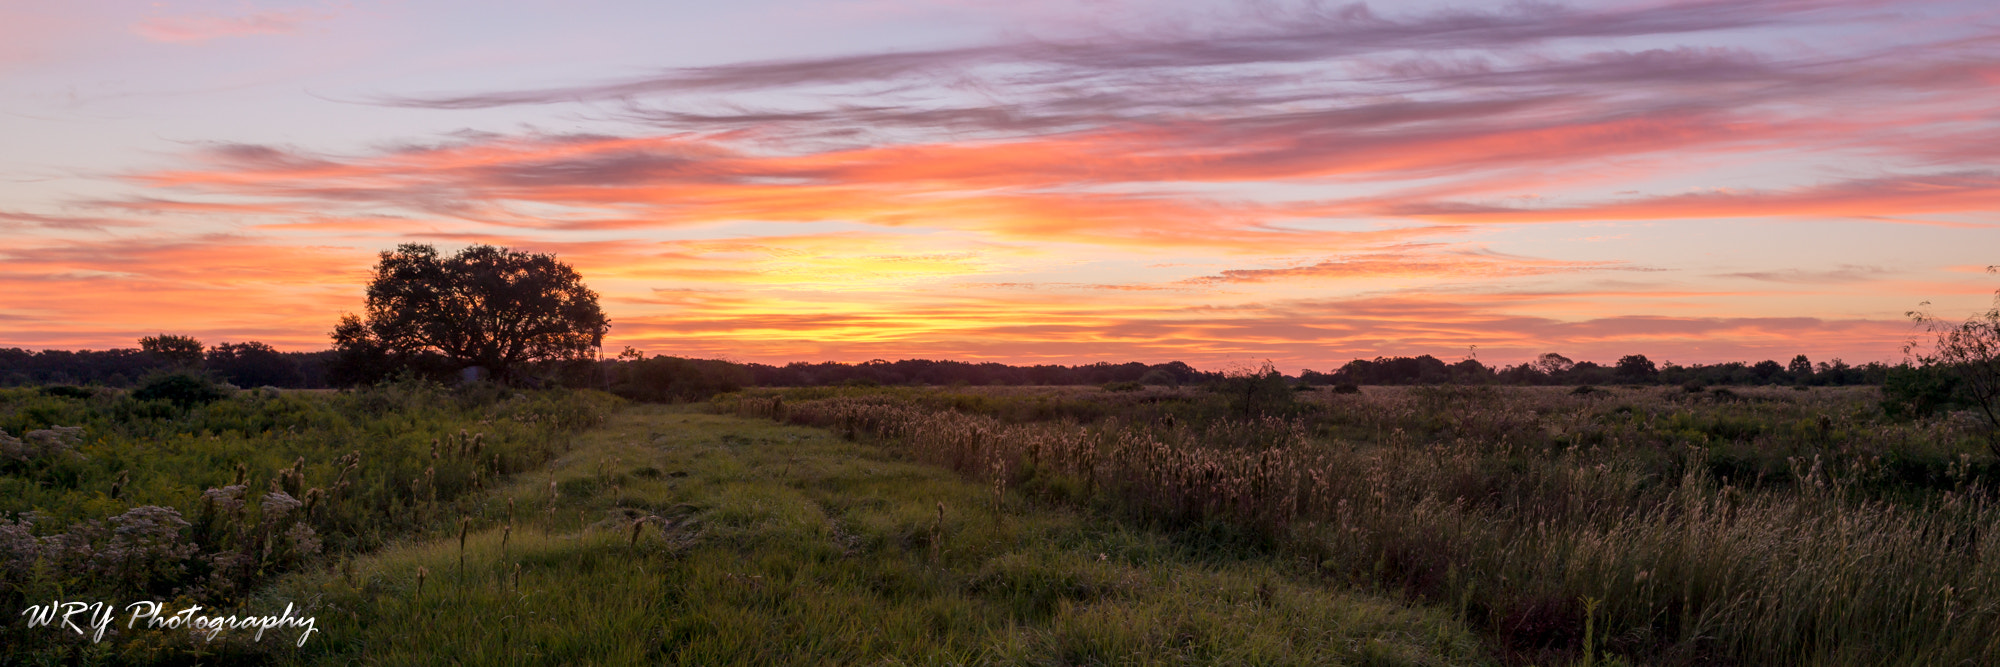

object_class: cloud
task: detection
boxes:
[595,291,1915,370]
[1720,265,1895,284]
[1186,247,1636,284]
[1389,172,2000,223]
[0,210,148,232]
[9,0,1986,366]
[379,1,1811,110]
[131,9,326,44]
[0,235,368,349]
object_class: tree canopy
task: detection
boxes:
[138,334,204,368]
[332,244,609,384]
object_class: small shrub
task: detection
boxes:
[1882,364,1960,419]
[1332,383,1361,394]
[1101,381,1143,392]
[0,426,84,465]
[38,386,94,399]
[131,372,230,408]
[1571,385,1598,396]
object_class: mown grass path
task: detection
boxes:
[266,404,1484,665]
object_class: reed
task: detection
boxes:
[718,384,2000,665]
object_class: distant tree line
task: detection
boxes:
[1301,352,1888,388]
[738,358,1211,388]
[0,337,332,389]
[4,343,1891,394]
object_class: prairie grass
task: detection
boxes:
[0,381,618,662]
[716,384,2000,665]
[260,405,1484,665]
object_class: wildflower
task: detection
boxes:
[261,491,303,520]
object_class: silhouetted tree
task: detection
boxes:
[205,341,301,388]
[139,334,204,369]
[1616,354,1658,382]
[1215,362,1295,418]
[332,244,609,385]
[1788,355,1815,382]
[1906,296,2000,435]
[1533,352,1576,377]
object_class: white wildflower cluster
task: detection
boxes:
[201,484,248,514]
[92,506,198,589]
[2,506,198,595]
[0,514,42,583]
[0,426,85,464]
[283,522,321,557]
[259,491,302,520]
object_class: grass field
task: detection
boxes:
[258,404,1483,665]
[716,383,2000,666]
[10,380,1998,665]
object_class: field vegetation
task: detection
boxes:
[9,362,1998,665]
[715,380,2000,665]
[257,406,1483,665]
[0,375,617,663]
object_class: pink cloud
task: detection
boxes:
[131,9,324,44]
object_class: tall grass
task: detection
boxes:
[260,405,1484,666]
[717,384,2000,665]
[0,380,618,662]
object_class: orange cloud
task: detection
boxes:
[8,0,1992,370]
[0,236,367,350]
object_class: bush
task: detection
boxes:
[1882,363,1963,419]
[131,372,231,408]
[38,385,94,399]
[1101,381,1143,392]
[1332,383,1361,394]
[611,356,752,402]
[1213,363,1295,418]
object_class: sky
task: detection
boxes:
[3,0,1999,372]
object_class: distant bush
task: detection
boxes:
[1331,383,1360,394]
[610,355,752,402]
[1212,363,1296,418]
[1101,380,1143,392]
[38,385,94,399]
[1882,363,1963,419]
[131,371,231,408]
[0,426,83,467]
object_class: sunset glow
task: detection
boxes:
[4,0,1998,370]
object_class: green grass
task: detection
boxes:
[0,382,618,664]
[714,385,2000,665]
[260,405,1485,665]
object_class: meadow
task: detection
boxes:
[0,379,618,663]
[5,377,1995,665]
[715,382,2000,665]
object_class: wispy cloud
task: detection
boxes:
[6,0,1991,364]
[131,9,328,44]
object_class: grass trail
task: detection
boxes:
[263,404,1485,665]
